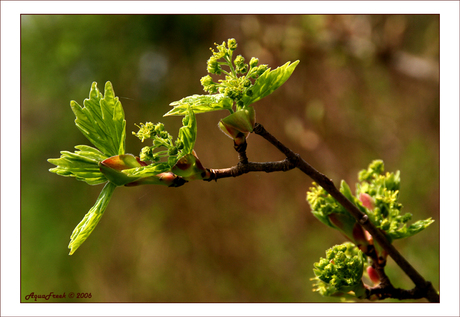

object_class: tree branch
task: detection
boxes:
[205,138,295,180]
[205,159,295,180]
[252,122,439,303]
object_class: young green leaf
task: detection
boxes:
[70,81,126,157]
[122,162,171,179]
[164,94,233,117]
[242,60,300,106]
[176,105,197,157]
[68,182,116,255]
[48,145,108,185]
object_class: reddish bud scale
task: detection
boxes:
[100,154,147,186]
[218,107,255,142]
[328,213,371,252]
[359,193,374,210]
[171,150,207,181]
[367,266,380,285]
[125,172,186,187]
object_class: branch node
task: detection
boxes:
[359,214,369,225]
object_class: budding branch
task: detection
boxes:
[200,122,439,303]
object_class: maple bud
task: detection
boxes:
[171,150,209,181]
[218,107,255,143]
[99,154,147,186]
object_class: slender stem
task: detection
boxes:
[252,123,439,303]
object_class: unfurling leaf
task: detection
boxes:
[48,145,108,185]
[68,182,116,255]
[70,81,126,157]
[242,60,300,106]
[165,94,233,117]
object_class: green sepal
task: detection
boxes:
[70,81,126,157]
[242,60,300,106]
[48,145,108,185]
[164,94,233,117]
[68,182,116,255]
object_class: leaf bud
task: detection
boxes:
[125,172,187,188]
[99,154,147,186]
[359,192,375,210]
[218,106,255,141]
[366,266,380,285]
[171,150,207,181]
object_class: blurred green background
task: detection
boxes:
[21,15,439,302]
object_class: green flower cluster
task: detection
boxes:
[133,122,180,164]
[200,38,268,110]
[307,180,370,251]
[312,242,366,298]
[355,160,434,241]
[307,160,434,265]
[166,38,299,146]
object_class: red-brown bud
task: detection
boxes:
[367,266,380,285]
[99,154,147,186]
[171,150,208,181]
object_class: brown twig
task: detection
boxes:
[205,159,295,180]
[205,139,295,180]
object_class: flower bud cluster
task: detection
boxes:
[132,122,168,142]
[133,122,182,164]
[308,159,434,268]
[356,160,412,242]
[312,242,366,298]
[307,182,371,252]
[200,38,268,110]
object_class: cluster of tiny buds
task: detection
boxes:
[133,122,167,142]
[134,122,185,163]
[200,38,269,106]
